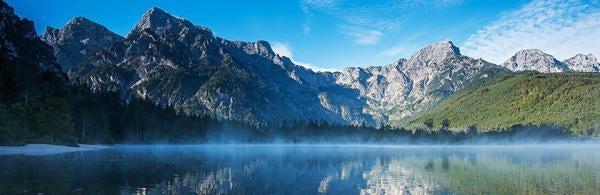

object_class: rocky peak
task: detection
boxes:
[44,16,122,43]
[133,7,208,34]
[408,41,460,65]
[42,16,123,72]
[502,49,568,73]
[135,7,174,30]
[564,53,600,72]
[128,7,213,48]
[69,16,92,26]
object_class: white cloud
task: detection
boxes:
[462,0,600,64]
[301,0,463,33]
[379,44,418,58]
[340,25,383,45]
[271,42,338,72]
[302,0,338,9]
[271,42,294,58]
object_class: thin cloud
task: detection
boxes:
[462,0,600,64]
[271,42,338,72]
[340,25,383,45]
[378,33,428,59]
[301,0,463,33]
[379,44,418,59]
[271,42,294,58]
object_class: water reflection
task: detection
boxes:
[0,145,598,194]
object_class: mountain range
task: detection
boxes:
[27,7,600,127]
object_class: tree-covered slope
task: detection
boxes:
[404,72,600,136]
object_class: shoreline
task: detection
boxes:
[2,142,598,156]
[0,144,109,156]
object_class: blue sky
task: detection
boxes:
[8,0,600,71]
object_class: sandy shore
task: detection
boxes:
[0,144,109,156]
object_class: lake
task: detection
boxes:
[1,144,599,194]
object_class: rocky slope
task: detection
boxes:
[502,49,568,73]
[68,8,372,126]
[42,16,124,72]
[563,54,600,72]
[335,41,508,124]
[0,1,62,75]
[503,49,600,73]
[46,7,598,127]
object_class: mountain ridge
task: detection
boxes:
[40,6,600,127]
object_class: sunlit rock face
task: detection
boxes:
[49,6,597,127]
[563,54,600,72]
[66,7,373,126]
[335,41,507,124]
[42,17,124,72]
[502,49,600,73]
[502,49,568,73]
[58,9,507,127]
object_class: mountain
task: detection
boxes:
[502,49,569,73]
[335,41,508,124]
[0,1,77,144]
[0,1,66,102]
[45,7,597,128]
[68,7,372,126]
[0,2,62,75]
[564,54,600,72]
[404,73,600,135]
[502,49,600,73]
[66,8,508,126]
[42,16,124,72]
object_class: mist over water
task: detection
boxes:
[1,144,599,194]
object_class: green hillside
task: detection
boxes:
[404,72,600,136]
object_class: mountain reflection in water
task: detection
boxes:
[0,145,598,195]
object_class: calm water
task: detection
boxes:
[1,144,599,195]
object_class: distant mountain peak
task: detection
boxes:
[571,53,597,61]
[42,16,123,71]
[502,49,567,73]
[134,7,189,31]
[564,53,600,72]
[408,41,461,65]
[516,48,545,55]
[69,16,93,25]
[432,41,460,54]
